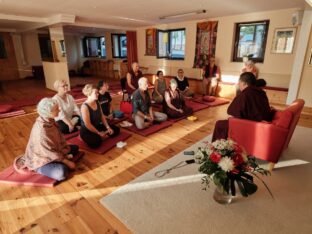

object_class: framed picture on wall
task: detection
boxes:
[145,28,156,56]
[308,48,312,65]
[271,27,297,54]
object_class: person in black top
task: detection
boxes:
[80,84,120,148]
[97,80,113,120]
[126,62,143,96]
[132,77,167,129]
[174,69,194,98]
[163,79,193,119]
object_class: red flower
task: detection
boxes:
[210,152,222,163]
[232,153,244,166]
[234,144,243,154]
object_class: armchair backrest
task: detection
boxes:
[282,99,305,149]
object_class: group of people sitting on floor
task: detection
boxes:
[15,59,271,183]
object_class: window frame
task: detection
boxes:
[82,36,106,58]
[156,28,186,60]
[111,33,127,59]
[232,20,270,63]
[0,34,7,59]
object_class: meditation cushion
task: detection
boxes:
[272,110,293,129]
[202,96,216,102]
[113,110,124,118]
[0,104,13,113]
[120,101,132,114]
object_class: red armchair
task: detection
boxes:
[228,99,305,170]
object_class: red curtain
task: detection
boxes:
[126,31,138,71]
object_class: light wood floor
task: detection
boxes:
[0,78,311,234]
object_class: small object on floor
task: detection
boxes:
[184,150,195,155]
[151,100,156,104]
[116,141,127,148]
[187,116,198,121]
[120,120,133,128]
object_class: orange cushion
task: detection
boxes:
[0,104,13,113]
[272,110,293,129]
[202,96,216,102]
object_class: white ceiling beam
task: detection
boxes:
[0,13,48,23]
[74,21,135,31]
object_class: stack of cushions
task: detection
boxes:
[202,96,216,102]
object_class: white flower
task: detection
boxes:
[218,157,235,172]
[195,147,205,163]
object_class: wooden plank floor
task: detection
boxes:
[0,78,311,234]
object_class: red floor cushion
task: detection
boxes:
[0,104,13,113]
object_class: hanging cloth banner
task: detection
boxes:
[193,21,218,68]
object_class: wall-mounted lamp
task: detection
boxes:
[159,9,206,20]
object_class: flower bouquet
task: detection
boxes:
[196,139,272,200]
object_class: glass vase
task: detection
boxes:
[213,186,232,204]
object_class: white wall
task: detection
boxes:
[64,30,127,73]
[137,8,301,88]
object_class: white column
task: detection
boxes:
[287,9,312,104]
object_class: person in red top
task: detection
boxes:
[202,56,221,96]
[212,72,273,142]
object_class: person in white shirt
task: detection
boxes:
[53,80,81,134]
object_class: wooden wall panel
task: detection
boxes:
[0,32,19,80]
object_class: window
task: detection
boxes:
[0,35,7,59]
[112,34,127,58]
[157,28,185,60]
[82,37,106,58]
[233,20,269,63]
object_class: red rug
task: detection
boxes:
[109,116,128,125]
[125,121,172,137]
[63,131,80,140]
[185,100,210,112]
[0,151,84,187]
[192,96,230,107]
[0,109,26,119]
[67,131,132,154]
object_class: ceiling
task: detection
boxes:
[0,0,307,32]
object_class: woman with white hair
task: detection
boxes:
[53,80,81,134]
[132,77,167,129]
[242,60,259,78]
[15,98,79,181]
[163,79,193,119]
[80,84,120,148]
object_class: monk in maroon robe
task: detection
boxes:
[212,72,273,142]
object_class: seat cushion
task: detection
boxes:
[202,96,216,102]
[272,110,293,129]
[0,104,13,113]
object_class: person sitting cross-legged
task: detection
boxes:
[174,69,194,98]
[132,77,168,129]
[80,84,120,148]
[16,98,79,181]
[53,79,81,134]
[152,70,167,104]
[163,79,193,119]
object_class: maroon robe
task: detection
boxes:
[212,86,272,142]
[126,70,143,95]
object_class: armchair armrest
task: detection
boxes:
[228,117,289,163]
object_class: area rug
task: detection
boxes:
[100,126,312,234]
